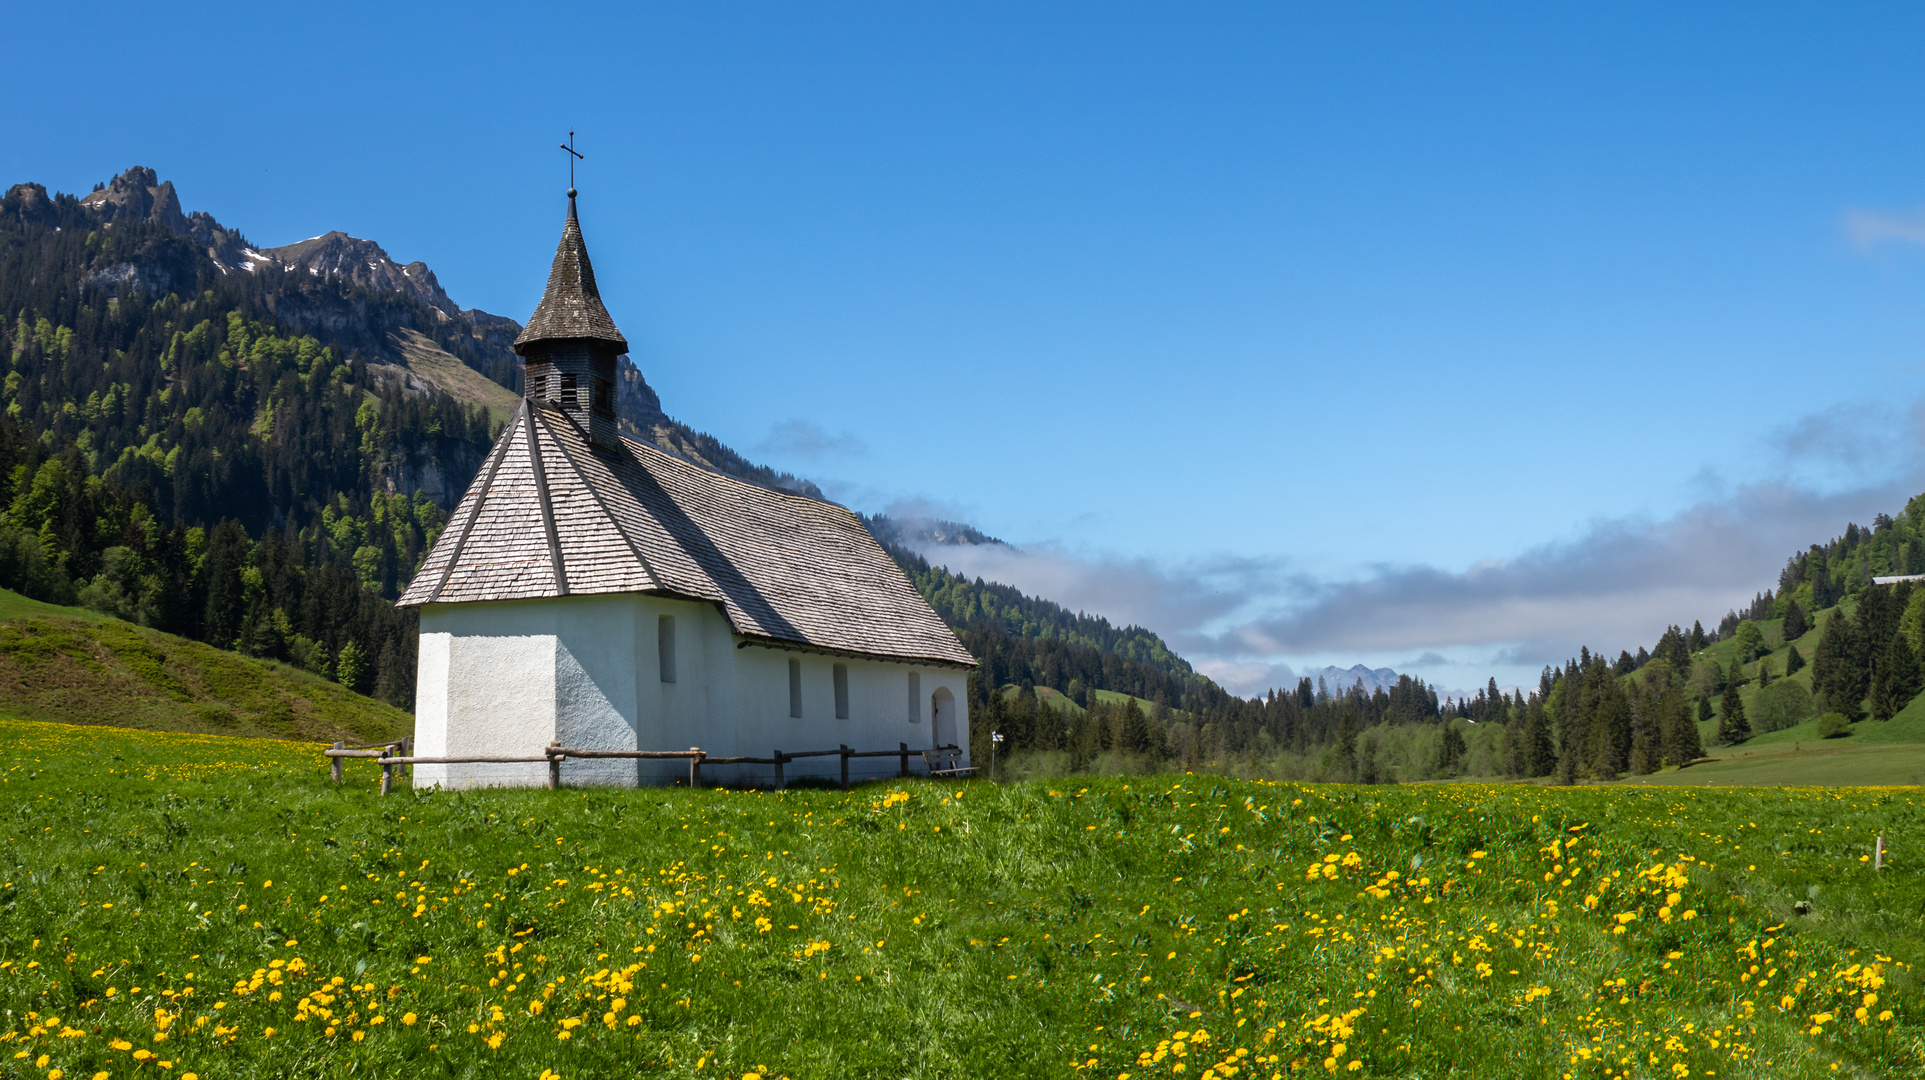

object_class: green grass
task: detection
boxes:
[0,588,410,745]
[0,719,1920,1078]
[388,329,523,426]
[998,684,1169,718]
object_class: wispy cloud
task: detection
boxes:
[910,397,1925,698]
[910,540,1282,635]
[752,419,867,459]
[1846,206,1925,252]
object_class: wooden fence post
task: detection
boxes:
[840,745,850,791]
[379,752,393,797]
[689,748,703,788]
[330,742,344,784]
[899,742,909,779]
[547,743,562,790]
[774,751,785,791]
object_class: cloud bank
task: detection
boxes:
[912,398,1925,698]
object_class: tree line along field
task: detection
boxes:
[0,719,1921,1079]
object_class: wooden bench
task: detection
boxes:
[921,746,977,778]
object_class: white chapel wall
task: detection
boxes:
[415,593,971,789]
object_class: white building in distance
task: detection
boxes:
[396,191,976,787]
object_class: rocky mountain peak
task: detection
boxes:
[2,183,60,228]
[80,166,189,234]
[259,231,461,320]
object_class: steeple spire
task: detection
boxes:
[516,184,627,451]
[514,190,628,355]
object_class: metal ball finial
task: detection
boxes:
[567,187,577,199]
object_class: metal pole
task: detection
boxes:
[899,742,908,779]
[840,745,850,790]
[1876,835,1886,871]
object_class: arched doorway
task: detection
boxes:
[931,686,957,749]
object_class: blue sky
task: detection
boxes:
[15,3,1925,696]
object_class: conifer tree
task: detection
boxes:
[1333,712,1358,781]
[1812,611,1868,718]
[1690,620,1708,651]
[1665,686,1705,765]
[1786,643,1805,676]
[1594,680,1631,777]
[1433,722,1466,777]
[1782,599,1808,640]
[1870,630,1922,722]
[1717,677,1751,744]
[1115,698,1154,755]
[1521,701,1557,777]
[1628,689,1660,775]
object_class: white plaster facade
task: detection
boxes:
[412,593,972,789]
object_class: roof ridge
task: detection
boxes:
[525,406,569,595]
[425,403,524,603]
[616,430,851,513]
[538,405,665,593]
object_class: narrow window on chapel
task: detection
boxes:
[592,377,615,416]
[658,615,676,683]
[789,659,803,719]
[561,372,579,406]
[907,672,921,722]
[833,664,849,719]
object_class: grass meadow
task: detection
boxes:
[0,718,1921,1079]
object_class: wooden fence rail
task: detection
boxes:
[326,740,970,794]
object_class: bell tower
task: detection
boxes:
[514,187,627,451]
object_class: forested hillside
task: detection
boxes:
[2,168,1246,725]
[0,184,501,707]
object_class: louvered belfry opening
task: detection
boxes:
[515,190,626,451]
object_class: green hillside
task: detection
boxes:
[0,587,410,744]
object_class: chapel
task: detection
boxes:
[396,190,975,788]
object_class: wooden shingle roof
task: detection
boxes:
[513,196,628,354]
[398,400,976,669]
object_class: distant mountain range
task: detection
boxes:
[1309,664,1405,696]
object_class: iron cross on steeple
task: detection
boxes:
[559,131,583,195]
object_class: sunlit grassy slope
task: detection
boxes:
[0,588,410,744]
[0,718,1919,1078]
[1634,599,1925,785]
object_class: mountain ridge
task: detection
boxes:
[5,165,1218,716]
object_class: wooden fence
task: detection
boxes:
[325,740,973,794]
